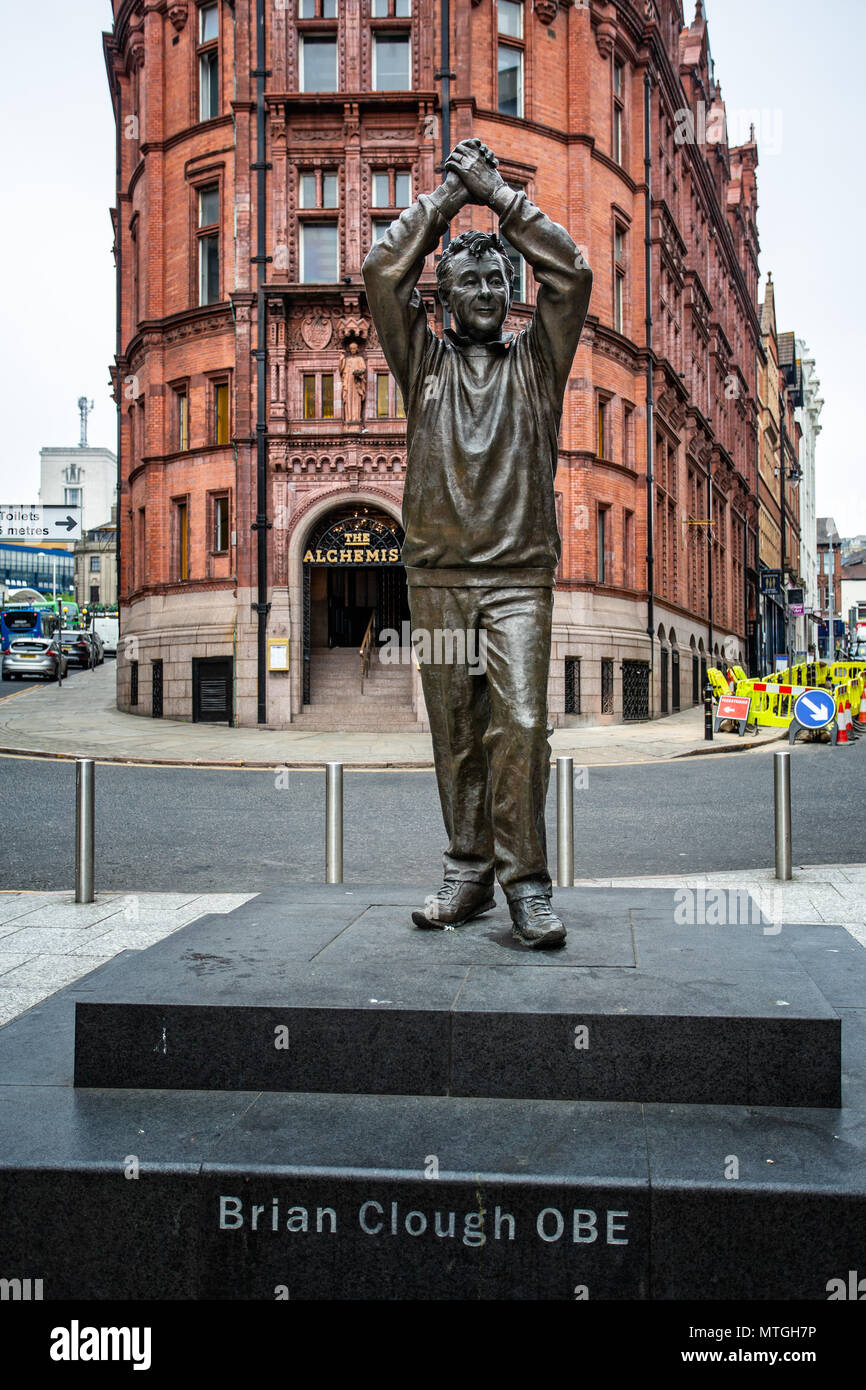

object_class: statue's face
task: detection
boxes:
[447,251,510,343]
[348,342,358,355]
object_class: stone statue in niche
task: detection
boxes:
[339,340,368,424]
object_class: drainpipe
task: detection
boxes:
[113,52,122,633]
[706,450,714,659]
[252,0,271,723]
[644,72,655,713]
[435,0,455,331]
[779,388,789,667]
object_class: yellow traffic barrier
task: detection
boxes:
[706,667,730,701]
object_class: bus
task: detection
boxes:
[1,603,62,652]
[47,597,80,628]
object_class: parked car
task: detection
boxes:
[2,636,68,681]
[61,629,97,669]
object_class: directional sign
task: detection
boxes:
[715,694,752,736]
[793,688,836,730]
[0,505,82,542]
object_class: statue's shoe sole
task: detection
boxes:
[511,925,568,950]
[411,897,496,930]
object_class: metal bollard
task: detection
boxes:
[774,749,792,881]
[703,684,714,741]
[325,761,343,884]
[75,758,95,904]
[556,755,574,888]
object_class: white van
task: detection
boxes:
[92,615,119,655]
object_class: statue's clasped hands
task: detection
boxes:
[444,138,505,206]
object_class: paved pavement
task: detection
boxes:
[1,865,863,1029]
[0,661,786,767]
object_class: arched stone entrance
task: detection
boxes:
[296,500,411,711]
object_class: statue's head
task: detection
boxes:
[436,230,513,343]
[347,340,359,355]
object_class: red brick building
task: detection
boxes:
[105,0,762,727]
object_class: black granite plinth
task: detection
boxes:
[72,885,840,1107]
[0,899,864,1301]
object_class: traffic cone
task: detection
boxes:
[857,694,866,726]
[837,702,849,745]
[846,699,859,737]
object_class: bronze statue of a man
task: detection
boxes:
[363,140,592,948]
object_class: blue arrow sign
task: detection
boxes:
[793,689,836,729]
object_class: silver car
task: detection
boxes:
[2,637,68,681]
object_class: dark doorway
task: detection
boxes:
[302,509,409,705]
[660,646,669,715]
[672,648,681,712]
[193,657,233,724]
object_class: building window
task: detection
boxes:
[498,0,523,37]
[499,233,523,302]
[395,382,405,418]
[613,60,624,164]
[65,487,82,507]
[198,3,220,121]
[212,381,230,444]
[175,386,189,451]
[90,556,101,573]
[213,495,229,553]
[174,499,190,582]
[299,0,337,14]
[198,185,220,304]
[299,170,339,207]
[498,45,523,117]
[376,373,390,417]
[299,36,338,92]
[614,225,625,333]
[372,169,411,208]
[597,506,610,585]
[624,509,635,588]
[601,657,614,715]
[372,0,411,14]
[497,7,524,119]
[303,374,335,418]
[136,507,146,590]
[373,35,411,90]
[372,219,391,244]
[597,398,608,459]
[564,656,581,715]
[623,403,634,467]
[372,171,390,207]
[300,222,338,282]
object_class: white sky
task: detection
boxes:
[1,1,863,533]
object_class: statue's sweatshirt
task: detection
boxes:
[363,182,592,587]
